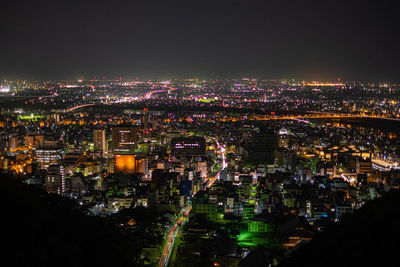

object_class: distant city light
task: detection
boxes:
[0,86,10,93]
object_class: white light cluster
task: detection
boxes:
[0,86,10,93]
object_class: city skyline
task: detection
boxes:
[1,1,400,266]
[1,78,400,266]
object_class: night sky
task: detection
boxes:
[1,0,399,81]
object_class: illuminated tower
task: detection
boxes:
[93,129,107,157]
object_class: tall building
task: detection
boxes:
[115,154,142,174]
[279,127,290,148]
[140,157,149,178]
[356,158,372,175]
[24,135,34,147]
[93,129,107,157]
[196,161,208,178]
[45,164,66,194]
[143,112,149,133]
[9,137,18,151]
[171,136,206,156]
[245,128,278,164]
[274,147,296,172]
[34,135,44,147]
[111,126,139,153]
[36,147,62,169]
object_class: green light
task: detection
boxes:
[237,242,257,247]
[18,114,45,121]
[198,98,216,103]
[237,231,252,241]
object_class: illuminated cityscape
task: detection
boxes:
[1,78,400,266]
[1,1,399,267]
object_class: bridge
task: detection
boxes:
[66,104,96,112]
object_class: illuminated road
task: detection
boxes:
[253,112,400,122]
[215,140,227,170]
[160,169,220,267]
[159,207,191,267]
[204,142,226,188]
[63,104,400,122]
[28,94,57,103]
[66,103,96,111]
[145,90,166,99]
[204,169,221,189]
[159,141,225,266]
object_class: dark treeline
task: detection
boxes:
[0,172,138,267]
[279,189,400,267]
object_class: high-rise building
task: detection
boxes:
[143,112,149,132]
[45,164,66,194]
[36,147,62,169]
[35,136,44,147]
[25,135,45,148]
[171,136,206,156]
[9,137,18,151]
[115,154,140,174]
[140,157,149,178]
[111,126,139,153]
[93,129,107,157]
[274,147,296,172]
[196,161,208,178]
[245,128,278,164]
[279,127,290,148]
[356,158,372,175]
[25,136,34,147]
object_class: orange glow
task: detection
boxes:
[116,154,136,174]
[10,146,32,153]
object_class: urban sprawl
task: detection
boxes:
[1,78,400,266]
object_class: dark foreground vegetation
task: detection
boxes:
[280,189,400,267]
[0,173,137,267]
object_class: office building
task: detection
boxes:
[356,158,372,175]
[245,128,278,164]
[45,164,66,194]
[115,154,142,174]
[111,126,139,153]
[171,136,206,156]
[36,147,62,169]
[93,129,107,157]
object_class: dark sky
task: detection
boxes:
[0,0,399,81]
